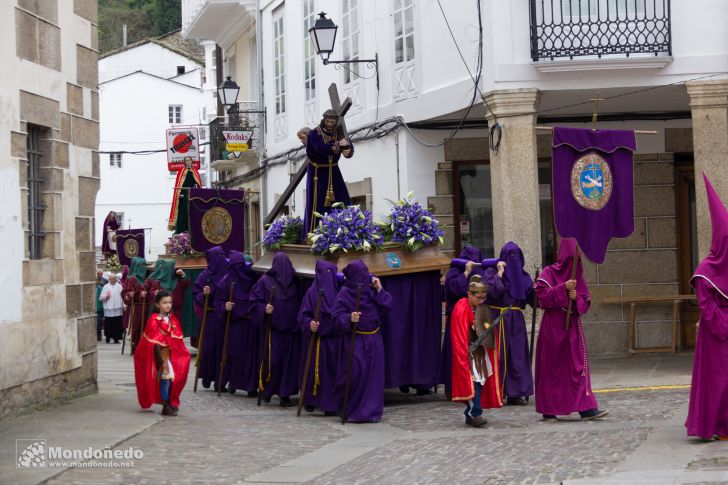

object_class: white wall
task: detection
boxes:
[99,42,202,83]
[0,1,23,324]
[96,72,208,260]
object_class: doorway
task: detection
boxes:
[453,161,494,258]
[675,158,700,348]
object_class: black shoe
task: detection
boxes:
[280,397,292,407]
[227,387,236,394]
[324,411,338,417]
[304,405,315,413]
[106,337,110,343]
[202,379,211,389]
[399,385,410,394]
[247,390,258,398]
[580,409,608,421]
[114,340,120,344]
[416,388,432,396]
[161,401,174,416]
[465,415,473,425]
[507,397,528,406]
[542,414,557,421]
[469,415,488,427]
[262,395,271,404]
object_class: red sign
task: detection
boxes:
[166,128,200,171]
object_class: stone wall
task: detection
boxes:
[1,0,100,420]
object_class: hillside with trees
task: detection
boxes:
[99,0,181,53]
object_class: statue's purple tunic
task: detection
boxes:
[486,242,534,399]
[686,175,728,439]
[302,125,354,236]
[333,260,392,422]
[249,253,302,399]
[534,239,598,416]
[214,251,260,393]
[297,260,341,413]
[193,246,227,388]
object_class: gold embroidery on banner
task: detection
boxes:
[123,238,139,257]
[201,207,233,244]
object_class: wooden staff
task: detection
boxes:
[341,284,361,425]
[297,288,324,417]
[529,267,540,364]
[564,245,580,331]
[257,286,277,406]
[193,293,210,393]
[121,299,135,355]
[217,282,236,396]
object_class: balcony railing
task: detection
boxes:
[529,0,671,61]
[209,102,265,163]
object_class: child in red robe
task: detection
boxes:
[134,290,191,416]
[450,275,502,427]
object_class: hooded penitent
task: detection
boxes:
[685,174,728,439]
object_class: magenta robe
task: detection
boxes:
[534,276,597,415]
[685,278,728,438]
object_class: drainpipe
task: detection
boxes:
[395,128,401,200]
[256,0,266,248]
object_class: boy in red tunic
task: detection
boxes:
[450,275,502,427]
[134,290,191,416]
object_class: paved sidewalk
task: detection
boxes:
[1,343,725,485]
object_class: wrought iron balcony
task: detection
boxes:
[209,102,264,169]
[529,0,671,61]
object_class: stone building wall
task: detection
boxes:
[0,0,100,420]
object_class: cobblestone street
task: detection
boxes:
[2,343,727,485]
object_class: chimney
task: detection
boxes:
[122,24,128,47]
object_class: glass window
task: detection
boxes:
[26,126,46,259]
[342,0,360,83]
[168,105,182,124]
[393,0,414,64]
[303,0,316,101]
[456,163,494,258]
[273,12,286,115]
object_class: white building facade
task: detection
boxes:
[183,0,728,357]
[96,35,212,260]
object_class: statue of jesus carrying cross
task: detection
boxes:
[302,84,355,237]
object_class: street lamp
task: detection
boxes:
[308,12,379,90]
[217,76,240,109]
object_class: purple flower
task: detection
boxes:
[381,192,444,252]
[264,216,303,249]
[167,231,195,255]
[309,203,383,255]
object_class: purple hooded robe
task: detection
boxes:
[534,238,598,415]
[439,246,486,393]
[193,246,228,388]
[486,241,535,399]
[297,260,341,413]
[333,260,393,422]
[249,252,302,400]
[686,174,728,439]
[215,251,261,393]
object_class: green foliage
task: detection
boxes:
[99,0,182,54]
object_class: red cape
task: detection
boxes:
[450,298,502,408]
[133,313,191,409]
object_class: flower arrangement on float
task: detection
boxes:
[263,215,303,249]
[308,203,384,255]
[380,191,444,252]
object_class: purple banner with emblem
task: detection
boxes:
[552,127,636,264]
[115,229,145,267]
[188,188,245,252]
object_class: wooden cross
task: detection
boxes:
[590,92,605,129]
[264,83,352,225]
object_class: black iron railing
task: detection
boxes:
[209,101,265,162]
[529,0,671,61]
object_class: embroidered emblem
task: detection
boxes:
[201,207,233,244]
[570,152,612,211]
[385,252,401,269]
[124,238,139,258]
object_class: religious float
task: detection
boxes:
[254,195,451,391]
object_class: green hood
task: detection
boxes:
[128,257,147,284]
[146,259,177,291]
